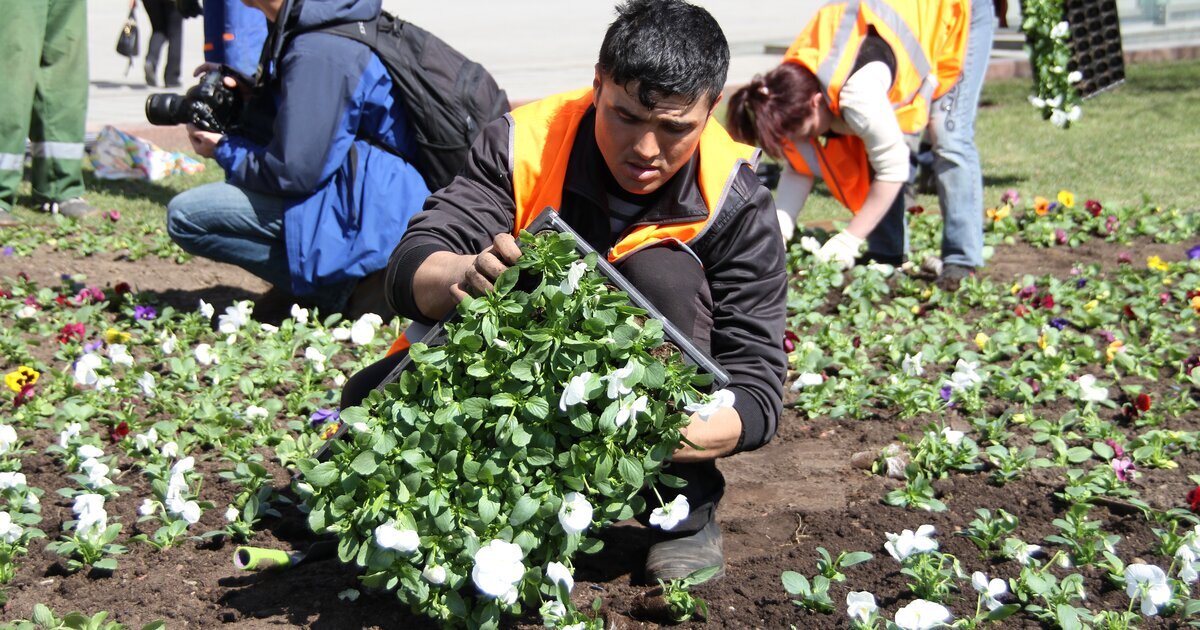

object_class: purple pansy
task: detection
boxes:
[1049,317,1069,330]
[134,305,157,320]
[310,408,340,428]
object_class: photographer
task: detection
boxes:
[166,0,430,316]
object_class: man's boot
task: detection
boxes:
[644,518,725,583]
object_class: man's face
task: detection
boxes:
[592,71,716,195]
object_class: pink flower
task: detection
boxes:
[1104,439,1125,459]
[1112,457,1135,482]
[1000,189,1020,205]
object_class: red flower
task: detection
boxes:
[1085,199,1102,217]
[1136,393,1151,412]
[1032,294,1055,310]
[1161,292,1171,305]
[57,322,85,344]
[110,422,130,442]
[113,282,132,296]
[1014,304,1030,317]
[907,205,925,215]
[55,294,69,306]
[1123,305,1136,320]
[783,330,799,353]
[1025,378,1041,395]
[1189,487,1200,512]
[13,384,35,407]
[0,290,10,299]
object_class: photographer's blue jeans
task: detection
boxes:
[866,0,995,268]
[166,181,355,312]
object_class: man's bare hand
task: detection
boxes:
[186,124,223,158]
[450,233,522,301]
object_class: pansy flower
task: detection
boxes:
[1188,244,1200,260]
[134,305,157,320]
[1057,190,1075,208]
[1033,196,1050,216]
[1000,189,1020,205]
[4,366,39,392]
[1085,199,1103,217]
[1146,256,1170,272]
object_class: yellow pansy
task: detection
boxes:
[1106,339,1125,363]
[1191,295,1200,314]
[1057,190,1076,208]
[911,305,921,315]
[1012,413,1027,424]
[1084,300,1099,312]
[1011,283,1022,295]
[985,205,1011,223]
[1034,196,1050,216]
[974,332,990,350]
[920,287,933,300]
[104,328,131,344]
[1037,334,1048,350]
[4,366,39,392]
[1146,256,1170,272]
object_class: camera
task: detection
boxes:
[145,68,244,133]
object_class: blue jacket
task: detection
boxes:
[213,0,430,296]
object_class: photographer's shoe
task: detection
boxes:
[39,198,98,219]
[144,59,158,87]
[644,519,725,583]
[936,264,976,292]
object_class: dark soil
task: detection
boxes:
[1,235,1197,628]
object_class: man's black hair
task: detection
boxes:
[597,0,730,110]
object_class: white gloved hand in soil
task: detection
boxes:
[777,208,799,242]
[815,230,864,269]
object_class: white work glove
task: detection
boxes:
[814,230,864,269]
[777,208,798,242]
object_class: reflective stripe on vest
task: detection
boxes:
[509,88,759,262]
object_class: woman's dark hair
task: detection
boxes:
[726,63,822,159]
[597,0,729,110]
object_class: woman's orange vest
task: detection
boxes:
[386,87,758,357]
[781,0,970,212]
[509,87,759,261]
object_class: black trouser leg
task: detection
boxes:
[163,8,183,85]
[340,349,407,410]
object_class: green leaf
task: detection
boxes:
[478,495,500,525]
[781,571,809,595]
[617,457,644,488]
[839,551,873,567]
[305,461,341,487]
[92,558,119,571]
[986,604,1020,621]
[32,603,56,627]
[511,359,535,381]
[350,451,379,476]
[524,396,550,419]
[509,496,540,526]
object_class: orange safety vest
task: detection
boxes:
[781,0,970,212]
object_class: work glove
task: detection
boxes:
[777,208,798,242]
[814,230,864,270]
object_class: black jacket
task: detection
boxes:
[385,108,787,453]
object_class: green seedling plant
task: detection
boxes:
[781,570,834,613]
[815,546,872,582]
[885,469,946,512]
[1,603,165,630]
[1045,503,1122,567]
[659,565,721,623]
[957,508,1020,560]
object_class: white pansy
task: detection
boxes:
[948,359,981,391]
[1077,374,1109,402]
[59,422,82,448]
[199,299,214,319]
[1067,105,1082,122]
[604,362,636,399]
[177,500,202,525]
[941,427,965,447]
[972,571,1007,610]
[374,521,420,552]
[846,591,877,623]
[108,344,134,367]
[684,388,736,421]
[790,372,824,391]
[350,313,383,345]
[902,352,924,377]
[291,304,309,324]
[0,472,28,490]
[558,492,593,535]
[225,505,240,522]
[171,456,195,476]
[15,305,37,319]
[259,323,279,334]
[1067,70,1083,83]
[1029,95,1046,108]
[471,539,525,599]
[73,493,106,526]
[139,499,156,516]
[649,494,691,531]
[137,371,156,398]
[1010,540,1043,565]
[894,599,951,630]
[81,458,112,487]
[558,372,594,411]
[76,444,104,460]
[1050,21,1069,38]
[1176,545,1199,583]
[1047,95,1063,109]
[422,564,447,585]
[332,327,352,342]
[160,441,179,459]
[245,405,269,422]
[218,300,253,334]
[304,346,326,371]
[800,235,821,254]
[74,353,103,387]
[1051,109,1069,128]
[194,343,217,366]
[0,512,25,544]
[545,561,574,592]
[161,333,177,355]
[1125,563,1171,616]
[542,600,567,621]
[559,260,588,295]
[614,395,648,428]
[885,525,938,561]
[134,427,158,451]
[0,424,17,453]
[22,493,38,511]
[95,376,116,391]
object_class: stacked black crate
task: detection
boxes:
[1063,0,1125,97]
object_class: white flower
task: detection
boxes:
[1125,563,1171,616]
[198,299,214,319]
[74,353,103,386]
[941,427,964,447]
[1067,105,1082,122]
[1067,70,1083,83]
[350,313,383,345]
[684,389,736,421]
[546,561,574,592]
[604,362,636,399]
[972,571,1007,610]
[137,371,156,398]
[948,359,981,391]
[422,564,447,585]
[1077,374,1109,402]
[0,472,27,490]
[194,343,217,366]
[59,422,82,448]
[0,512,24,544]
[1176,545,1199,583]
[846,591,877,623]
[1047,95,1063,109]
[77,444,104,460]
[160,441,179,459]
[304,346,326,371]
[559,260,588,295]
[95,376,116,391]
[0,424,17,454]
[471,539,525,599]
[220,505,238,522]
[171,456,195,476]
[558,492,593,535]
[165,473,188,505]
[290,304,309,324]
[217,300,253,334]
[108,344,134,367]
[333,372,347,387]
[558,372,594,411]
[614,395,648,428]
[1050,21,1069,39]
[81,458,112,487]
[901,352,924,377]
[22,493,38,511]
[374,521,419,553]
[1010,540,1043,565]
[790,372,824,391]
[73,493,106,525]
[800,236,821,254]
[160,332,177,355]
[649,494,691,531]
[176,500,202,525]
[134,428,158,451]
[15,305,37,319]
[885,525,938,561]
[894,599,952,630]
[332,327,351,341]
[1029,95,1046,108]
[543,600,568,621]
[139,499,156,516]
[245,405,269,423]
[1051,109,1069,128]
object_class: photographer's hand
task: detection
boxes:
[186,124,223,159]
[411,233,522,320]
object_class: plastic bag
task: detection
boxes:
[89,125,205,181]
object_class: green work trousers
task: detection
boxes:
[0,0,89,210]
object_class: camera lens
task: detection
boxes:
[145,93,186,126]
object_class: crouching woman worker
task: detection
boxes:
[726,0,995,289]
[341,0,786,582]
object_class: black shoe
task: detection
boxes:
[937,263,975,291]
[164,78,182,88]
[644,519,725,583]
[144,59,158,87]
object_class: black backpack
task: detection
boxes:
[314,13,510,191]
